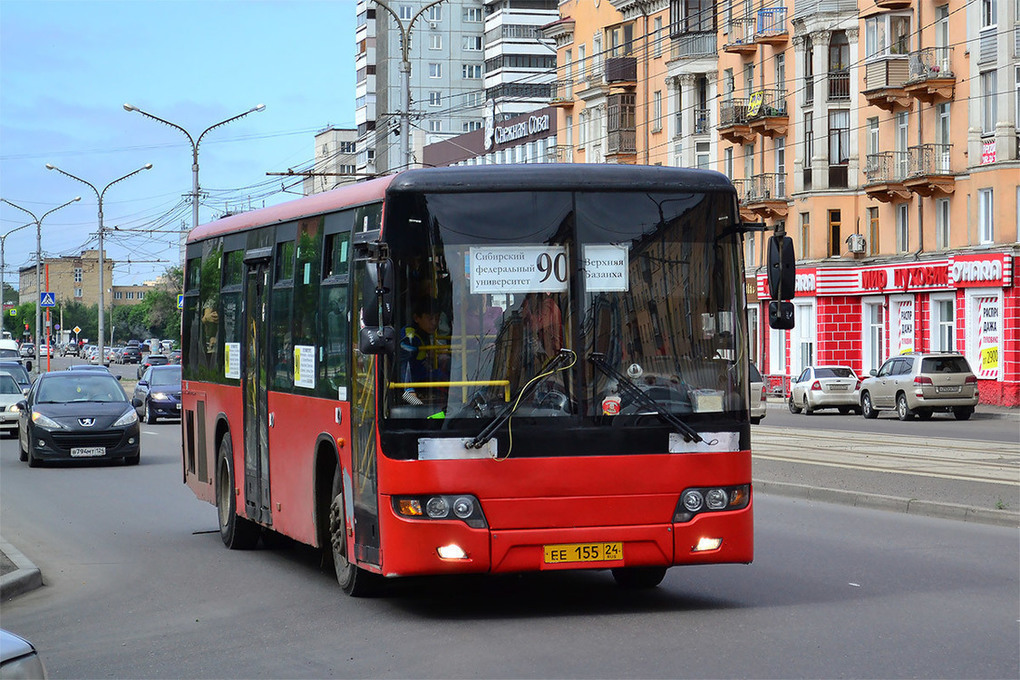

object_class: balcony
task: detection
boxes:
[607,129,637,157]
[694,108,711,135]
[546,144,573,163]
[718,100,756,144]
[723,18,758,55]
[670,32,716,61]
[746,89,788,138]
[904,47,955,103]
[863,58,912,111]
[754,7,788,45]
[549,80,574,107]
[605,57,637,86]
[827,71,850,102]
[742,172,788,219]
[904,143,955,197]
[874,0,912,9]
[863,151,911,202]
[731,179,757,222]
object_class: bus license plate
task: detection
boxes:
[544,542,623,564]
[70,447,105,458]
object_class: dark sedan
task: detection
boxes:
[137,354,169,379]
[121,346,142,364]
[133,365,182,423]
[16,370,140,467]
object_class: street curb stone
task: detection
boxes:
[0,536,42,600]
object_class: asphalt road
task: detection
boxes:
[1,409,1018,679]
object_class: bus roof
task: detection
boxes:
[187,165,735,244]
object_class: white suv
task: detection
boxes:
[859,352,978,421]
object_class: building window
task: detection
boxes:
[74,288,83,298]
[426,5,441,21]
[696,141,710,170]
[653,17,663,58]
[799,212,810,259]
[463,64,482,79]
[803,113,813,189]
[980,0,996,27]
[652,91,662,132]
[114,291,123,300]
[868,207,880,255]
[399,5,412,20]
[138,291,145,300]
[827,209,841,257]
[429,91,442,107]
[746,231,756,267]
[864,300,885,373]
[978,188,994,243]
[803,35,814,104]
[936,198,951,249]
[724,147,734,178]
[463,121,481,132]
[980,71,997,136]
[828,110,849,187]
[865,14,911,59]
[74,267,83,283]
[428,120,442,133]
[429,63,442,78]
[462,36,481,51]
[896,203,909,252]
[430,34,442,50]
[867,117,879,157]
[463,7,482,22]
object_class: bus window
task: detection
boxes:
[320,229,351,399]
[271,239,295,391]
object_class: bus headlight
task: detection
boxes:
[393,494,487,528]
[674,485,751,523]
[426,496,449,518]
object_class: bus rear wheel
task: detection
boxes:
[611,566,667,589]
[216,437,259,550]
[329,467,377,597]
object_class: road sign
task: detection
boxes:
[8,309,14,317]
[73,326,81,334]
[177,294,184,310]
[40,292,56,307]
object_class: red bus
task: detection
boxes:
[181,164,793,595]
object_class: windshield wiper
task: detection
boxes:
[465,349,575,450]
[588,353,703,443]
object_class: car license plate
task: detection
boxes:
[936,385,960,393]
[829,384,848,391]
[544,542,623,564]
[70,447,106,458]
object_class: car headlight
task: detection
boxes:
[31,411,64,429]
[113,408,139,427]
[151,392,168,401]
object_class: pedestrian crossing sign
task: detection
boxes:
[40,292,56,307]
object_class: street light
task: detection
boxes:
[0,221,34,338]
[0,196,82,362]
[122,103,266,236]
[370,0,446,171]
[45,163,152,365]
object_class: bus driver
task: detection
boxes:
[398,299,448,406]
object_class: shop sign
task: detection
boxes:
[893,299,914,354]
[951,254,1011,288]
[981,139,996,165]
[975,296,1000,379]
[859,262,950,293]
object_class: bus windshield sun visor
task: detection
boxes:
[588,353,703,444]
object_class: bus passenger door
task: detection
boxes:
[243,259,272,525]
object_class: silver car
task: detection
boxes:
[0,374,23,436]
[749,363,766,424]
[788,365,861,415]
[859,352,978,421]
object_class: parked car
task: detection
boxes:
[789,365,862,415]
[120,345,142,364]
[168,349,182,365]
[859,352,979,421]
[0,374,24,437]
[0,339,22,363]
[0,628,47,679]
[138,354,169,379]
[748,362,766,424]
[0,361,32,396]
[18,343,35,359]
[61,342,81,357]
[16,369,140,466]
[133,364,182,423]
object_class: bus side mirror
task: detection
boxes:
[359,326,395,355]
[766,235,795,301]
[362,259,393,327]
[768,301,795,330]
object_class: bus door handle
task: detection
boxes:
[269,412,275,428]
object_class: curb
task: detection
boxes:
[756,480,1020,528]
[0,537,42,601]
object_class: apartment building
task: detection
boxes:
[303,127,359,196]
[18,250,114,308]
[548,0,1018,405]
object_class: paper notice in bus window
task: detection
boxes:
[583,244,629,292]
[294,345,316,389]
[468,246,569,294]
[225,343,241,379]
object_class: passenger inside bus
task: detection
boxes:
[398,297,449,406]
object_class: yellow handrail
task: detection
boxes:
[389,379,511,402]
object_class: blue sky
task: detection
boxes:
[0,0,357,286]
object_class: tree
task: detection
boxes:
[140,265,182,341]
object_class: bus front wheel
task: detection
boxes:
[216,437,259,550]
[611,566,667,589]
[329,467,377,597]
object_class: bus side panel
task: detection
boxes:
[265,392,351,547]
[182,381,242,505]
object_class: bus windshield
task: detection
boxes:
[379,188,747,452]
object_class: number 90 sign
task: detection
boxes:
[469,246,569,294]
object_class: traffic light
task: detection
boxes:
[24,323,29,331]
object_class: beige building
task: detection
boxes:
[18,249,151,308]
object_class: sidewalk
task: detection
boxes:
[3,407,1017,600]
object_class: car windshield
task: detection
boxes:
[149,366,182,387]
[0,374,20,394]
[0,365,29,384]
[37,374,126,403]
[921,356,971,373]
[0,349,19,359]
[815,367,855,378]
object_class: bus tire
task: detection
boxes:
[329,467,377,597]
[216,437,258,550]
[611,566,667,589]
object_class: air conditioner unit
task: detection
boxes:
[429,21,438,29]
[847,233,866,253]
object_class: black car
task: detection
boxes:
[121,346,142,364]
[0,361,32,395]
[133,365,182,423]
[16,370,140,467]
[137,354,169,379]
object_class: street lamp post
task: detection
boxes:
[0,196,81,361]
[370,0,446,171]
[0,222,33,337]
[122,103,266,236]
[45,164,152,365]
